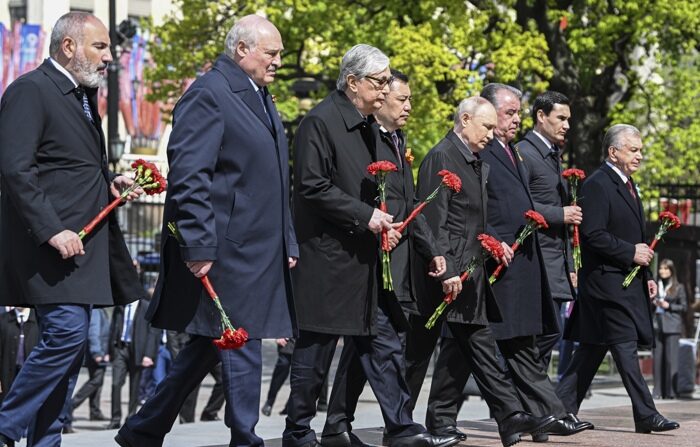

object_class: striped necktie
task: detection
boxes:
[75,87,94,123]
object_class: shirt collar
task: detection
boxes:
[605,160,629,183]
[15,308,30,322]
[533,129,556,151]
[49,57,78,88]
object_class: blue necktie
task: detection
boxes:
[76,87,94,123]
[16,314,25,368]
[122,304,133,343]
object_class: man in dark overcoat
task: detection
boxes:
[0,12,143,446]
[556,124,680,433]
[284,46,456,447]
[0,308,39,405]
[319,70,447,446]
[407,96,557,447]
[116,15,298,447]
[515,91,580,369]
[479,84,587,441]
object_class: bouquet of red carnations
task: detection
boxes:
[78,159,167,239]
[394,170,461,234]
[562,168,585,272]
[367,161,399,290]
[488,210,548,284]
[168,222,248,349]
[425,234,504,329]
[622,211,681,288]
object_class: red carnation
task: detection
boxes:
[524,210,548,229]
[213,327,249,349]
[367,160,398,290]
[658,211,681,229]
[478,233,504,259]
[489,210,548,284]
[438,170,462,193]
[561,168,586,180]
[367,161,398,176]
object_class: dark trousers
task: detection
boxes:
[653,330,680,399]
[71,359,106,418]
[425,336,471,431]
[496,336,566,419]
[110,343,143,424]
[556,341,657,422]
[535,301,564,371]
[180,363,225,422]
[266,351,292,407]
[0,304,89,446]
[404,314,523,426]
[282,306,423,447]
[118,336,263,447]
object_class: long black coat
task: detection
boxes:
[565,163,655,346]
[147,55,297,339]
[0,310,39,403]
[376,128,440,311]
[0,59,142,307]
[110,299,159,363]
[413,131,500,326]
[516,131,576,301]
[480,139,558,340]
[292,90,383,336]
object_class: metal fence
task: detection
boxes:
[649,183,700,227]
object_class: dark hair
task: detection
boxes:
[390,68,409,84]
[659,258,681,296]
[531,91,570,120]
[480,83,522,108]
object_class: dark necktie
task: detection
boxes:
[75,87,94,123]
[16,314,25,368]
[626,179,637,200]
[257,88,273,126]
[551,146,561,172]
[503,144,516,167]
[390,132,403,168]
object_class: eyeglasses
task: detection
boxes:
[363,74,394,90]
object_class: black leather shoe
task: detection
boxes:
[385,432,460,447]
[201,413,221,421]
[90,412,107,421]
[540,417,587,436]
[62,425,75,434]
[563,413,594,431]
[635,414,680,433]
[321,431,368,447]
[532,433,548,442]
[429,426,467,441]
[0,433,14,447]
[114,433,135,447]
[499,413,556,447]
[106,421,121,430]
[261,403,272,416]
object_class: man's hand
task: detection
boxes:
[387,227,402,249]
[633,243,654,266]
[276,338,288,347]
[499,242,514,265]
[442,276,462,297]
[94,356,104,363]
[428,256,447,278]
[569,272,578,288]
[110,175,143,201]
[104,354,110,363]
[185,260,213,278]
[141,357,154,368]
[563,205,583,225]
[48,230,85,259]
[648,280,658,299]
[368,208,393,234]
[289,257,298,269]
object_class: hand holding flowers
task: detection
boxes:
[394,170,461,234]
[367,160,399,290]
[562,168,586,271]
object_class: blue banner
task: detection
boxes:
[18,24,41,75]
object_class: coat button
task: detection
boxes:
[353,219,359,226]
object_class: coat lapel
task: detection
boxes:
[524,131,560,176]
[602,163,644,227]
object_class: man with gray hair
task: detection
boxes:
[408,96,558,447]
[0,11,144,447]
[556,124,680,434]
[284,45,457,447]
[116,14,298,447]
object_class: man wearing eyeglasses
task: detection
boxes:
[285,47,458,447]
[556,124,680,434]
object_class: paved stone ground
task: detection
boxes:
[25,340,699,446]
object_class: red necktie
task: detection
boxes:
[626,179,637,200]
[503,144,516,167]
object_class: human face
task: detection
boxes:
[494,91,521,144]
[459,103,497,152]
[374,80,411,131]
[608,133,643,176]
[66,18,112,88]
[237,26,283,86]
[348,67,391,116]
[658,265,671,280]
[536,103,570,146]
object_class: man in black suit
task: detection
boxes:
[319,70,446,446]
[0,308,39,404]
[479,84,588,442]
[117,14,297,447]
[556,124,680,433]
[284,46,456,447]
[0,12,143,446]
[408,96,557,447]
[515,91,581,369]
[107,299,159,429]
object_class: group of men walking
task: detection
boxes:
[0,11,680,447]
